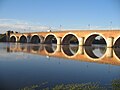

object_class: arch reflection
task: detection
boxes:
[44,44,57,53]
[85,46,107,59]
[20,43,26,51]
[31,45,40,51]
[6,44,120,65]
[62,45,79,56]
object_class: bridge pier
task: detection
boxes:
[56,45,61,52]
[78,37,84,46]
[106,48,113,58]
[78,46,84,55]
[107,37,114,47]
[16,36,19,42]
[27,36,31,43]
[57,37,61,45]
[40,36,44,44]
[27,37,31,43]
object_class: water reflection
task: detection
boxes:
[44,44,57,53]
[20,44,26,51]
[5,43,120,66]
[0,43,120,90]
[31,45,40,51]
[85,45,106,59]
[62,45,79,56]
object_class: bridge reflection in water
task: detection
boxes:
[7,43,120,66]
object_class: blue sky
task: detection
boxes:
[0,0,120,29]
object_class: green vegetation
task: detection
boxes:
[50,83,107,90]
[20,85,39,90]
[0,34,6,42]
[0,34,5,39]
[19,79,120,90]
[112,79,120,90]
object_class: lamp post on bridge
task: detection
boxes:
[47,26,52,32]
[88,24,90,30]
[110,21,112,30]
[60,25,62,31]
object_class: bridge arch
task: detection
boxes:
[10,35,17,42]
[113,48,120,60]
[30,34,44,44]
[84,33,107,60]
[84,33,107,46]
[113,36,120,47]
[113,36,120,60]
[61,33,79,57]
[61,33,79,45]
[113,48,120,61]
[44,33,57,44]
[19,35,27,43]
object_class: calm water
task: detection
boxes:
[0,43,120,90]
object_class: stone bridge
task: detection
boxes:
[9,30,120,47]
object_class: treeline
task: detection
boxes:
[0,30,18,42]
[0,34,6,42]
[92,39,106,44]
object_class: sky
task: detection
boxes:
[0,0,120,33]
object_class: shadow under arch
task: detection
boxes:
[113,36,120,60]
[113,36,120,47]
[62,33,79,45]
[30,35,41,44]
[10,36,16,42]
[44,34,57,44]
[84,33,107,46]
[113,48,120,61]
[19,35,27,43]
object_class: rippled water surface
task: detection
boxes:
[0,43,120,90]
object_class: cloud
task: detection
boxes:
[0,18,29,25]
[63,25,120,30]
[0,23,50,33]
[0,18,50,33]
[0,18,120,33]
[0,18,16,21]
